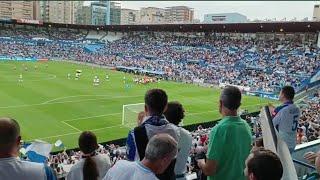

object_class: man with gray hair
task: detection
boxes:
[0,117,56,180]
[197,86,252,180]
[103,134,178,180]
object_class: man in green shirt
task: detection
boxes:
[197,86,252,180]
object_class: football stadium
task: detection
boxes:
[0,1,320,180]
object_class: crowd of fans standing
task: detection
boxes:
[0,27,319,93]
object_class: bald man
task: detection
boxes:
[0,117,56,180]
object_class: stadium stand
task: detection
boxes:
[0,26,319,94]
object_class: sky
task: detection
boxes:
[85,1,318,21]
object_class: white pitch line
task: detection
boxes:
[0,95,143,109]
[43,94,115,104]
[63,113,121,122]
[30,131,81,140]
[30,103,269,140]
[29,124,124,140]
[61,121,81,132]
[89,124,123,132]
[0,71,57,83]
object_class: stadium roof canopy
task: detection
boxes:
[1,19,319,33]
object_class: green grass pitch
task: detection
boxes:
[0,61,274,151]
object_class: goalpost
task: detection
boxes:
[122,103,145,128]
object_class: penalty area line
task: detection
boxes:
[0,95,144,109]
[63,113,121,122]
[28,124,124,141]
[25,103,269,141]
[61,121,81,132]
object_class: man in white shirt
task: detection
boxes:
[270,86,301,153]
[0,117,56,180]
[103,133,178,180]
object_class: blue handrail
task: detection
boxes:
[293,159,316,170]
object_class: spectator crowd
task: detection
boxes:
[0,27,319,93]
[297,91,320,144]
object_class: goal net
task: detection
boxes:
[122,103,145,128]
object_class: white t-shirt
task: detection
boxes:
[103,160,158,180]
[175,127,192,180]
[273,104,301,150]
[0,157,47,180]
[67,154,111,180]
